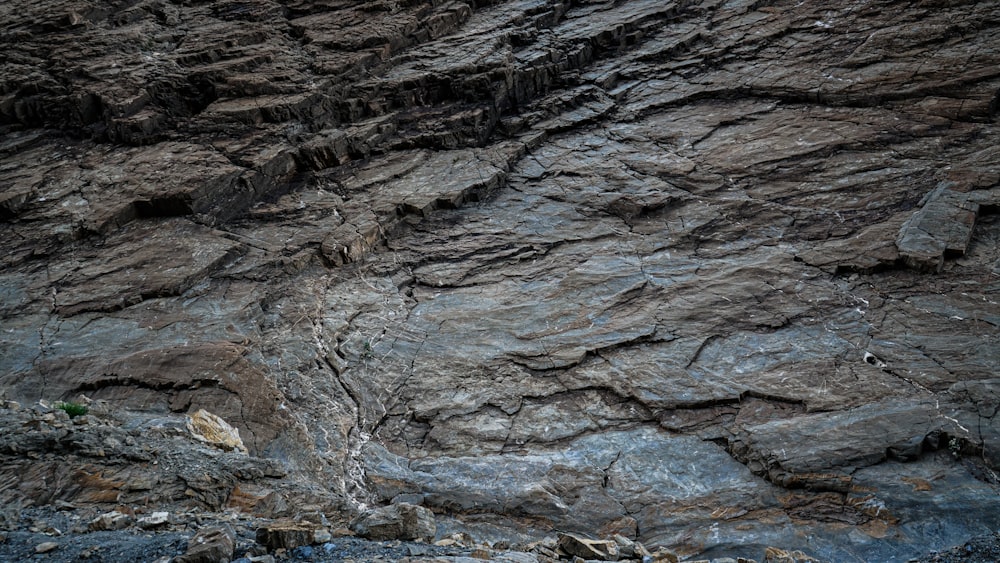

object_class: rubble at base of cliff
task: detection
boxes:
[0,400,818,563]
[2,400,999,563]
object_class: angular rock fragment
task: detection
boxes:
[896,184,981,272]
[351,502,436,542]
[732,400,950,490]
[186,409,248,454]
[175,525,236,563]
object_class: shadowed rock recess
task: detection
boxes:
[2,0,999,560]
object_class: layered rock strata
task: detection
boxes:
[2,0,1000,561]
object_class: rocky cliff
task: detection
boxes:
[2,0,999,561]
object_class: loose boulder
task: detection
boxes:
[351,502,436,542]
[174,525,236,563]
[186,409,248,454]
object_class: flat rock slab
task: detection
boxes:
[46,218,240,315]
[897,185,982,272]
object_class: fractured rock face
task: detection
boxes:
[2,0,1000,561]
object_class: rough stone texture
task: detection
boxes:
[186,408,249,454]
[255,519,331,550]
[557,532,621,561]
[352,502,436,542]
[174,525,236,563]
[2,0,1000,562]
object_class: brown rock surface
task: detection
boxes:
[2,0,1000,561]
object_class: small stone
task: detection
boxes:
[313,527,332,543]
[291,545,314,558]
[248,555,275,563]
[35,541,58,553]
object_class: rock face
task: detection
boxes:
[2,0,1000,561]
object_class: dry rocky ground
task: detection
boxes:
[2,0,1000,561]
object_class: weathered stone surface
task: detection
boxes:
[352,502,436,542]
[557,532,620,561]
[896,184,985,272]
[255,519,330,550]
[186,409,248,454]
[2,0,1000,561]
[174,525,236,563]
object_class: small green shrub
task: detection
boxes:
[54,401,88,418]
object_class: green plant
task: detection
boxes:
[54,401,88,418]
